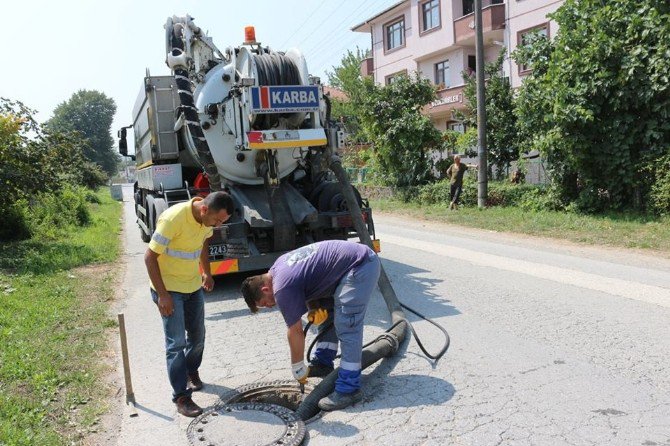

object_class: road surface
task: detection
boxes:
[111,184,670,445]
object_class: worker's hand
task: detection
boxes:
[307,308,328,325]
[291,361,308,385]
[202,273,214,292]
[157,292,174,317]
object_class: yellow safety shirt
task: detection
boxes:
[148,198,213,293]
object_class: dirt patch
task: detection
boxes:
[76,262,125,446]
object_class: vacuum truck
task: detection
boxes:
[118,15,377,275]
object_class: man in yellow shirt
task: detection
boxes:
[144,191,233,417]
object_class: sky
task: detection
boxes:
[1,0,398,143]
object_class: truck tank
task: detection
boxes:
[118,15,377,275]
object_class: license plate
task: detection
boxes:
[209,244,227,256]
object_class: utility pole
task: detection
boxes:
[474,0,488,208]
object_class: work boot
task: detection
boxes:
[307,362,334,378]
[318,390,362,411]
[187,371,203,391]
[175,395,203,417]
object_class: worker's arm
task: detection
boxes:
[287,320,305,364]
[200,236,214,292]
[144,248,173,316]
[287,319,308,383]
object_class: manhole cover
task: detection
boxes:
[187,402,305,446]
[217,380,322,424]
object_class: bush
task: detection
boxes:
[648,152,670,215]
[0,203,31,241]
[84,190,102,204]
[410,178,555,210]
[19,188,92,239]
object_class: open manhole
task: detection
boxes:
[186,402,305,446]
[218,380,322,423]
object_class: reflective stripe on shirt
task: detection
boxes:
[164,248,202,260]
[151,232,171,246]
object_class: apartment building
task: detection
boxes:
[352,0,564,132]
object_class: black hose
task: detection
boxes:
[166,18,223,192]
[253,53,302,130]
[295,155,413,420]
[304,301,450,365]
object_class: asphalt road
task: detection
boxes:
[112,184,670,445]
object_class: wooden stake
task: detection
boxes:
[118,313,138,417]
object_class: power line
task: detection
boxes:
[300,0,379,56]
[278,0,329,49]
[309,33,370,79]
[304,0,387,73]
[293,1,350,50]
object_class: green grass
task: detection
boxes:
[0,188,122,446]
[371,198,670,254]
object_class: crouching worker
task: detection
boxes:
[241,240,380,411]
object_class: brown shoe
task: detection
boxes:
[187,371,203,391]
[175,395,203,417]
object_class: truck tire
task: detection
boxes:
[139,194,151,243]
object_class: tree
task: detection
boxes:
[47,90,119,176]
[326,48,372,143]
[459,49,518,180]
[359,74,441,188]
[513,0,670,211]
[1,98,105,240]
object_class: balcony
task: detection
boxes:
[360,57,374,77]
[425,85,466,117]
[454,3,505,46]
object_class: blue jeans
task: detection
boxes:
[151,288,206,401]
[332,250,381,394]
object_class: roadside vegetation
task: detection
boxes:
[371,181,670,254]
[327,0,669,248]
[1,93,121,444]
[0,188,121,445]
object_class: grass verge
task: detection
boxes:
[0,188,122,445]
[371,198,670,254]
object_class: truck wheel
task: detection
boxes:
[317,182,362,212]
[139,195,151,243]
[140,226,151,243]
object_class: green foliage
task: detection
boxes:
[0,99,108,242]
[512,0,670,211]
[648,152,670,215]
[359,74,441,187]
[455,127,478,157]
[326,48,371,143]
[0,189,121,445]
[459,50,519,178]
[47,90,119,176]
[411,178,554,211]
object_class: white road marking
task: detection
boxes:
[382,233,670,308]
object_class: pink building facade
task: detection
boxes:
[352,0,564,132]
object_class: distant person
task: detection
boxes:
[241,240,380,411]
[446,155,475,210]
[144,191,233,417]
[511,169,524,184]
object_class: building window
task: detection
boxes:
[461,0,503,17]
[448,122,465,133]
[518,24,549,73]
[467,55,477,75]
[385,18,405,51]
[435,60,450,88]
[462,0,474,16]
[421,0,440,32]
[385,70,407,85]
